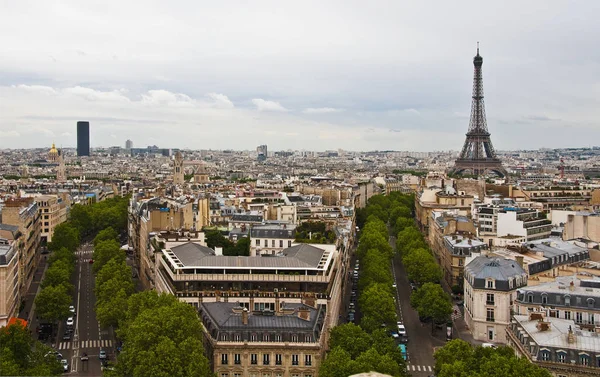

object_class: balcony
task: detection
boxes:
[486,317,495,322]
[486,300,495,306]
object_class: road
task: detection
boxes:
[56,242,114,375]
[390,235,446,376]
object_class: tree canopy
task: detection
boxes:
[434,339,552,377]
[410,282,453,325]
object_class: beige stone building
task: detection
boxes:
[564,212,600,243]
[35,194,69,244]
[0,230,19,327]
[415,187,474,233]
[1,198,41,297]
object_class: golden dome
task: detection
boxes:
[49,142,58,154]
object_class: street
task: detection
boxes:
[56,243,114,375]
[389,235,446,376]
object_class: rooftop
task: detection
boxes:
[513,314,600,353]
[518,276,600,297]
[465,255,528,281]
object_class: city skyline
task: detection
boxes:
[1,1,599,151]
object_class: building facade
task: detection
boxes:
[0,232,19,327]
[464,255,528,343]
[496,208,552,241]
[249,224,297,256]
[36,195,69,244]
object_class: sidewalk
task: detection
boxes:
[18,254,48,338]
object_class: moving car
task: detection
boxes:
[61,359,69,372]
[99,349,107,360]
[69,305,76,315]
[80,353,89,361]
[62,332,71,341]
[66,317,74,327]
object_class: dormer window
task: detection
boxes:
[588,298,595,309]
[486,279,495,289]
[565,295,571,307]
[541,294,548,305]
[527,293,534,303]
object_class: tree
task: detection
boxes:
[0,322,62,376]
[117,292,212,377]
[96,258,133,289]
[48,247,75,267]
[94,227,119,247]
[353,347,405,377]
[434,340,552,377]
[319,347,354,377]
[359,283,397,332]
[35,285,71,323]
[93,239,124,273]
[41,262,72,289]
[370,329,406,366]
[357,231,392,259]
[402,248,441,285]
[411,283,453,328]
[96,288,129,328]
[68,204,93,239]
[328,323,372,359]
[48,223,79,252]
[233,236,250,256]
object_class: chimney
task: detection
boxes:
[569,280,575,292]
[275,292,281,314]
[242,308,249,325]
[567,325,575,344]
[516,256,524,269]
[297,306,311,321]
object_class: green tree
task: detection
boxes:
[402,248,441,285]
[359,283,397,332]
[48,223,79,252]
[411,283,453,327]
[370,329,406,366]
[318,347,354,377]
[357,231,392,259]
[93,239,124,272]
[41,261,72,289]
[48,247,75,266]
[96,258,133,289]
[35,285,71,323]
[353,347,404,377]
[328,323,372,359]
[0,322,62,376]
[233,236,250,256]
[96,288,129,328]
[94,226,119,247]
[68,204,93,239]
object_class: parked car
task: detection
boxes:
[66,317,74,327]
[69,305,76,315]
[392,282,397,289]
[397,322,407,337]
[61,359,69,372]
[62,332,71,341]
[347,313,355,322]
[349,302,355,310]
[80,353,89,361]
[99,349,107,360]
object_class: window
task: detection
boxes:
[292,354,299,366]
[234,374,242,377]
[565,296,571,306]
[251,334,257,341]
[305,334,312,342]
[275,354,282,365]
[251,354,258,365]
[263,374,271,377]
[272,240,275,247]
[221,354,228,365]
[487,279,494,289]
[263,354,270,365]
[576,312,583,324]
[580,355,590,366]
[565,311,571,320]
[234,354,241,365]
[486,308,495,322]
[486,294,495,305]
[540,351,550,361]
[279,240,283,247]
[527,294,533,303]
[264,240,268,247]
[234,334,241,341]
[221,374,229,377]
[588,298,595,309]
[458,259,464,266]
[263,334,269,342]
[256,239,260,246]
[275,334,282,342]
[557,352,566,363]
[542,295,548,305]
[305,354,312,366]
[288,240,292,247]
[292,334,298,342]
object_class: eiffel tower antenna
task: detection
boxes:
[451,45,507,178]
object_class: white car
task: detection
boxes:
[397,322,407,336]
[61,359,69,372]
[392,282,397,288]
[66,317,74,326]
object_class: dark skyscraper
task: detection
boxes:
[77,121,90,156]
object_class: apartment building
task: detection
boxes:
[1,198,41,297]
[415,187,474,233]
[201,303,323,377]
[563,212,600,243]
[507,313,600,377]
[0,234,19,327]
[249,224,297,256]
[464,256,528,343]
[35,194,69,243]
[514,277,600,329]
[496,208,552,241]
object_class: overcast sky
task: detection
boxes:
[1,1,599,151]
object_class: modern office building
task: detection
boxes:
[77,121,90,156]
[125,139,133,150]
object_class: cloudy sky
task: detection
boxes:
[1,1,599,151]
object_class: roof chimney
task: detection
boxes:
[567,325,575,344]
[516,256,524,269]
[242,308,249,325]
[297,306,311,321]
[569,280,575,292]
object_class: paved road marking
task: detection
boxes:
[407,365,434,372]
[80,339,113,348]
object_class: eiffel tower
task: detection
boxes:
[451,45,507,178]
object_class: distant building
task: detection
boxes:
[464,255,528,343]
[35,195,69,244]
[249,223,297,256]
[257,145,268,162]
[125,139,133,149]
[77,121,90,156]
[173,152,184,185]
[496,208,552,241]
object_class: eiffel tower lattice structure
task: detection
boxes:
[451,45,507,178]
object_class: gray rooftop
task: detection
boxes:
[250,224,297,239]
[0,224,19,232]
[168,242,329,269]
[466,256,527,281]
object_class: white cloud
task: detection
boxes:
[63,86,129,102]
[206,93,234,109]
[3,130,21,137]
[141,90,194,107]
[252,99,288,112]
[61,132,72,137]
[14,85,57,95]
[303,107,344,114]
